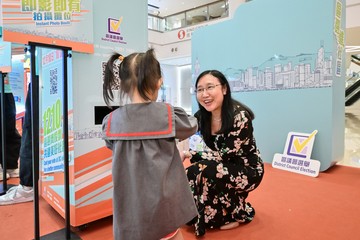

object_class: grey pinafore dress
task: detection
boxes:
[102,102,198,240]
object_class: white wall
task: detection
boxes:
[160,64,192,112]
[150,34,191,61]
[345,1,360,72]
[346,0,360,28]
[228,0,246,17]
[177,65,192,113]
[150,0,247,112]
[149,0,246,62]
[159,65,178,105]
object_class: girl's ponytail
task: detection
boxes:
[103,53,122,107]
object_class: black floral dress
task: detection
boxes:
[186,109,264,236]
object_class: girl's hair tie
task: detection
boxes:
[118,55,124,61]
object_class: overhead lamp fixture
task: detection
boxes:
[148,3,160,16]
[148,4,159,10]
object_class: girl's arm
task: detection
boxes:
[174,107,198,140]
[101,114,114,150]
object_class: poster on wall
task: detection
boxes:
[1,0,94,53]
[190,0,345,171]
[191,0,337,93]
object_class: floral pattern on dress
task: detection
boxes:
[186,108,264,236]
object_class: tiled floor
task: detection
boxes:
[338,99,360,168]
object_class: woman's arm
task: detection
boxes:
[217,110,253,160]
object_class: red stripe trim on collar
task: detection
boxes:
[106,103,173,137]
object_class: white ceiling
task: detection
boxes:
[347,0,360,5]
[148,0,221,17]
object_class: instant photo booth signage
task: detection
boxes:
[36,0,148,227]
[272,130,321,177]
[1,0,148,231]
[1,0,94,53]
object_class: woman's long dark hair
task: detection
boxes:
[195,70,254,148]
[103,48,161,107]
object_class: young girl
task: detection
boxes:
[102,49,198,240]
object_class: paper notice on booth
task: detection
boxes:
[272,130,321,177]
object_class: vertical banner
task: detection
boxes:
[8,58,26,110]
[0,3,12,73]
[0,41,11,72]
[40,48,66,174]
[333,0,345,77]
[39,47,76,222]
[1,0,94,53]
[0,0,2,34]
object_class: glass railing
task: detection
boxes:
[148,14,166,32]
[148,0,229,32]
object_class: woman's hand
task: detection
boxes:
[180,150,192,162]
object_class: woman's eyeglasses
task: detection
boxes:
[195,84,222,95]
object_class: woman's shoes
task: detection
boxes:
[220,222,239,230]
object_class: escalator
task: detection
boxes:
[345,54,360,106]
